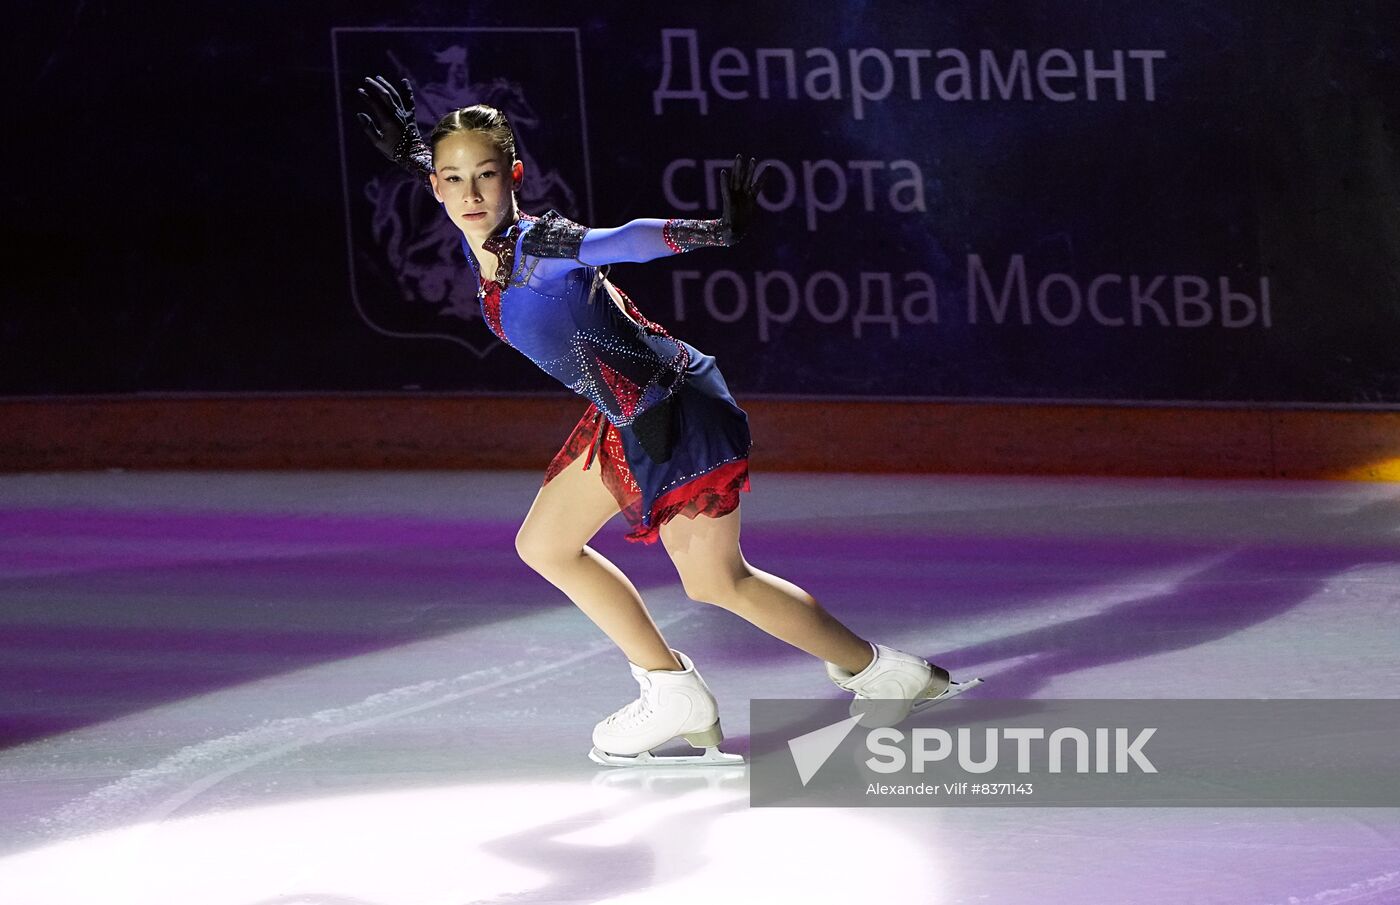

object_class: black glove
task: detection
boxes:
[355,75,430,174]
[719,154,769,242]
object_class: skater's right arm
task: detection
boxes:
[354,75,434,189]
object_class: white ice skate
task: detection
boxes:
[827,642,984,728]
[588,649,744,767]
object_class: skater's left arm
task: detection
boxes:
[577,217,733,265]
[552,155,769,266]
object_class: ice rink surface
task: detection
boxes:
[2,469,1398,905]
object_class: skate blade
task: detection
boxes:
[591,763,748,791]
[910,676,985,715]
[588,745,745,767]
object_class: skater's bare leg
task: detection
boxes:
[660,502,874,675]
[516,453,681,672]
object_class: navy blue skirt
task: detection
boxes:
[542,341,753,544]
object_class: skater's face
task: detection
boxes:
[430,130,524,241]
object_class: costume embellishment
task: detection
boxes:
[596,358,644,421]
[520,209,590,260]
[477,212,541,298]
[395,131,435,183]
[661,218,734,254]
[479,277,507,343]
[610,281,682,342]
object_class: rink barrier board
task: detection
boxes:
[2,396,1397,481]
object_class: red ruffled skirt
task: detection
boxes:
[542,402,752,545]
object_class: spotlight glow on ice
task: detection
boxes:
[0,780,944,905]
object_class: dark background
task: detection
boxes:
[6,1,1398,404]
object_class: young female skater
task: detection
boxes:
[355,75,980,765]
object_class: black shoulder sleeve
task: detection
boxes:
[521,209,590,260]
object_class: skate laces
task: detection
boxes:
[604,678,657,729]
[608,698,653,729]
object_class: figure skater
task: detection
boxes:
[355,75,981,765]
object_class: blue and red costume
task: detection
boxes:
[464,209,753,544]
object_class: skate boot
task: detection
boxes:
[588,649,744,767]
[826,642,984,728]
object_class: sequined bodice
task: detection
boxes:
[470,224,691,429]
